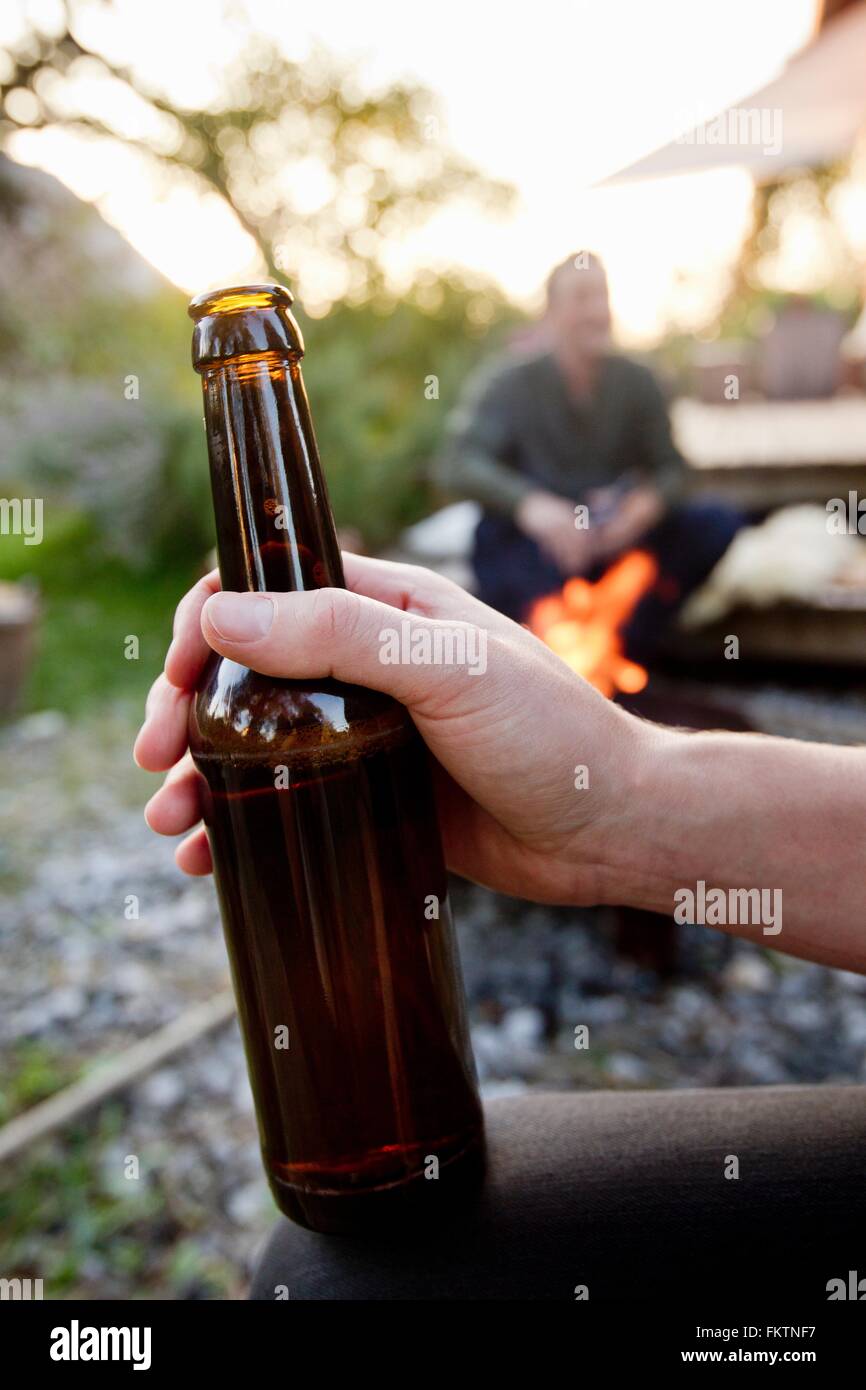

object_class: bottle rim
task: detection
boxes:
[188,283,294,321]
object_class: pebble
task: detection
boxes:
[140,1068,185,1111]
[226,1181,269,1228]
[604,1052,650,1084]
[47,986,88,1022]
[772,999,827,1031]
[722,954,774,993]
[4,706,866,1301]
[728,1040,789,1085]
[499,1006,545,1050]
[9,710,68,743]
[480,1078,530,1100]
[840,1000,866,1047]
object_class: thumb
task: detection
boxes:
[201,587,492,716]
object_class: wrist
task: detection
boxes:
[503,477,536,521]
[591,717,694,912]
[593,725,765,915]
[513,487,547,525]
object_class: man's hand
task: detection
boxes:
[134,555,650,907]
[592,484,665,561]
[133,555,866,973]
[515,489,595,575]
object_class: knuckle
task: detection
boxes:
[415,563,459,599]
[410,563,441,590]
[404,565,465,617]
[308,587,362,646]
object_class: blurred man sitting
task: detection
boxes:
[433,253,741,663]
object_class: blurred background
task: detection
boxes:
[2,0,866,1299]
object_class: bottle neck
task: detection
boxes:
[201,354,344,594]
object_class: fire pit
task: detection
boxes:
[526,551,657,697]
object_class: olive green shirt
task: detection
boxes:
[433,349,685,517]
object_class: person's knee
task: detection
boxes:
[654,497,743,587]
[249,1209,478,1301]
[671,498,744,553]
[250,1220,360,1301]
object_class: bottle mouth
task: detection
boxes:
[189,282,304,369]
[188,283,294,322]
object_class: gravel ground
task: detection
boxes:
[1,691,865,1299]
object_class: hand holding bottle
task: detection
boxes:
[135,553,648,908]
[137,552,866,975]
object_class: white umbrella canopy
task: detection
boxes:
[601,0,866,184]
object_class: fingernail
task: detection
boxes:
[206,592,275,642]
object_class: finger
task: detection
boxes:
[341,553,474,621]
[340,553,528,639]
[200,586,496,718]
[544,544,570,576]
[144,753,204,836]
[134,676,192,772]
[165,569,222,690]
[175,826,213,877]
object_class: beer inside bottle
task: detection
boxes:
[187,284,485,1234]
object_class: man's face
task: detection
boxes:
[547,265,612,357]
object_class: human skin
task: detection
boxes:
[515,482,665,573]
[515,262,666,568]
[514,489,598,573]
[134,555,866,976]
[591,483,665,559]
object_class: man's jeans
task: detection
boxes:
[472,499,743,663]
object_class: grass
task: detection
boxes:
[0,1041,80,1127]
[28,563,197,717]
[4,546,201,719]
[0,1106,238,1298]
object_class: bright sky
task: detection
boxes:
[4,0,829,341]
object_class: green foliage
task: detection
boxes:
[0,1039,242,1298]
[300,280,520,545]
[165,1238,237,1300]
[0,282,518,715]
[0,3,514,306]
[0,1108,166,1296]
[0,1041,78,1125]
[17,559,198,717]
[0,392,213,576]
[0,5,522,715]
[717,163,862,341]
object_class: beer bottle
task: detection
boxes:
[187,284,485,1234]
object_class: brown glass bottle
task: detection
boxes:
[187,284,484,1234]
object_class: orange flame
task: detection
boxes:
[527,550,658,698]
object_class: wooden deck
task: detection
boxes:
[673,396,866,509]
[669,591,866,667]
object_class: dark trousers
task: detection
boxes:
[473,499,743,663]
[250,1085,866,1300]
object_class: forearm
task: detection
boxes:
[432,445,532,517]
[600,725,866,973]
[645,452,686,506]
[637,381,687,504]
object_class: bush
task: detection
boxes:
[0,382,213,576]
[300,279,519,547]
